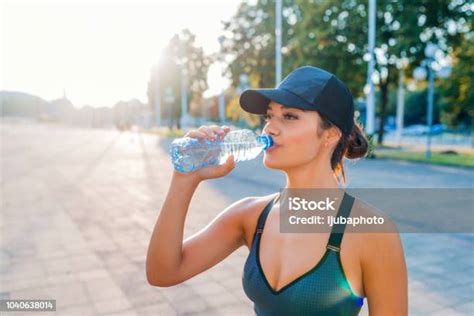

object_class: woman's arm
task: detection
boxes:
[146,171,254,287]
[146,124,251,287]
[361,229,408,316]
[146,171,199,286]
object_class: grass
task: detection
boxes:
[158,129,186,138]
[138,127,186,138]
[375,149,474,168]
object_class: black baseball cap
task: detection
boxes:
[239,66,355,135]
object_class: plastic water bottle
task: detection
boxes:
[170,129,273,172]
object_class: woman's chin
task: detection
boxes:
[263,154,284,169]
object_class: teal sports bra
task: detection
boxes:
[242,191,364,316]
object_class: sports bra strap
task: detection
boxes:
[256,192,280,233]
[255,191,355,252]
[327,191,355,252]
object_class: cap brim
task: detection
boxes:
[239,88,316,114]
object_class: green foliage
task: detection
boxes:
[403,89,443,126]
[221,0,472,139]
[222,0,296,88]
[438,34,474,128]
[226,94,261,128]
[287,0,367,96]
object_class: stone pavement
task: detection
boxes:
[0,120,473,315]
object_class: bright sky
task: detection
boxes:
[1,0,242,107]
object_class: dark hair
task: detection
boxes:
[317,112,369,184]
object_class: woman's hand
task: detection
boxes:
[173,125,236,183]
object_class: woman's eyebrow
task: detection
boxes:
[287,108,302,112]
[268,105,297,111]
[267,107,301,113]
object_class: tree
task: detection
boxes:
[438,32,473,128]
[222,0,299,127]
[222,0,293,88]
[147,29,211,130]
[287,0,367,99]
[221,0,471,142]
[290,0,470,143]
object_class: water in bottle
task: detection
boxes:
[170,129,273,172]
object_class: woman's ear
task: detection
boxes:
[325,126,342,148]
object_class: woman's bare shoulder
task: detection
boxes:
[228,194,274,217]
[226,194,276,217]
[349,197,404,262]
[231,194,278,250]
[350,197,399,232]
[239,194,277,212]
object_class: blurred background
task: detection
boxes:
[1,0,473,161]
[1,0,473,315]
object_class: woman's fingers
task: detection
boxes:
[184,125,231,141]
[208,126,225,140]
[218,154,235,174]
[199,154,235,180]
[184,130,206,139]
[196,125,230,140]
[197,126,216,140]
[214,125,232,139]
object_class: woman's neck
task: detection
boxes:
[283,159,340,189]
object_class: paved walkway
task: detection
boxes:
[1,121,473,315]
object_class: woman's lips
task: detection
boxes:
[267,144,281,152]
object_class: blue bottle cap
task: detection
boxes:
[257,134,273,150]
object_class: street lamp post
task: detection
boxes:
[395,56,409,146]
[153,65,162,127]
[413,42,451,159]
[164,87,175,130]
[365,0,376,135]
[218,36,226,124]
[426,61,435,159]
[180,67,190,128]
[179,39,191,129]
[275,0,282,85]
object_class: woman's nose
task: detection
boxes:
[263,121,280,137]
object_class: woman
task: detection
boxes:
[146,66,408,315]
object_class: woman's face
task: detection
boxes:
[262,101,326,171]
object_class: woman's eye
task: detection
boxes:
[284,114,297,120]
[263,114,297,121]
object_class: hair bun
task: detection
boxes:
[345,123,369,159]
